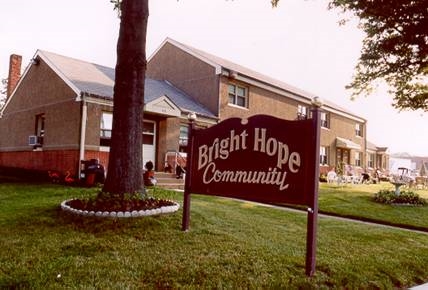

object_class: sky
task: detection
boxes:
[1,0,427,156]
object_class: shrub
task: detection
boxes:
[373,190,427,206]
[319,173,327,183]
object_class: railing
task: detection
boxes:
[164,150,187,173]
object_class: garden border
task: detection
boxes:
[60,199,180,218]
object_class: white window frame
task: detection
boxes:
[228,83,248,108]
[355,123,363,137]
[100,112,113,149]
[320,146,329,165]
[355,151,362,167]
[367,153,375,168]
[100,112,112,138]
[297,105,308,120]
[142,120,156,145]
[320,112,329,128]
[179,124,189,152]
[34,113,45,148]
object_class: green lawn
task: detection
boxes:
[0,180,427,289]
[318,182,428,231]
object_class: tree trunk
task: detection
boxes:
[103,0,149,195]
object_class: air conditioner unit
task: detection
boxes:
[28,135,42,146]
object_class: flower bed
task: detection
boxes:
[61,197,180,218]
[373,190,427,206]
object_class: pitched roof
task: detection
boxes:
[37,50,216,118]
[367,140,388,152]
[38,50,114,98]
[145,78,215,117]
[152,38,365,122]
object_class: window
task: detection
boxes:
[100,112,112,146]
[179,125,189,152]
[320,112,329,128]
[297,105,308,120]
[355,123,363,137]
[355,151,362,167]
[367,153,375,168]
[33,113,45,148]
[320,146,329,165]
[142,121,155,145]
[228,84,248,108]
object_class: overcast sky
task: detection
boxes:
[1,0,427,156]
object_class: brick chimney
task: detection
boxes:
[7,54,22,97]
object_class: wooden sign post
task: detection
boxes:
[182,100,321,276]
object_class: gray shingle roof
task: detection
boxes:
[38,50,216,118]
[145,78,215,117]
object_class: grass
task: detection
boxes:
[318,182,428,231]
[0,180,427,288]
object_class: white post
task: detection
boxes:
[78,99,88,179]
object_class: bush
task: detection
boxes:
[319,173,327,183]
[373,190,427,206]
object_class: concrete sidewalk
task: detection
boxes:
[409,283,428,290]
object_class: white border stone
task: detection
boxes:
[60,199,180,218]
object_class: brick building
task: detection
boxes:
[147,38,389,175]
[0,38,388,178]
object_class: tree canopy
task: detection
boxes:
[329,0,428,111]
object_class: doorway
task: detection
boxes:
[143,120,156,170]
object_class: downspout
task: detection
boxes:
[78,94,88,179]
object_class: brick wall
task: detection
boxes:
[147,42,220,115]
[0,150,80,176]
[219,76,298,120]
[0,57,81,150]
[84,150,110,170]
[0,150,112,178]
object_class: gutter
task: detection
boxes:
[78,93,88,179]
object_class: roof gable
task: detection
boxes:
[145,78,216,118]
[151,38,365,123]
[144,95,180,117]
[148,37,223,75]
[39,50,114,98]
[9,49,215,119]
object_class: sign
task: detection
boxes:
[189,114,317,205]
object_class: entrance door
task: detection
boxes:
[336,148,350,165]
[142,120,156,169]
